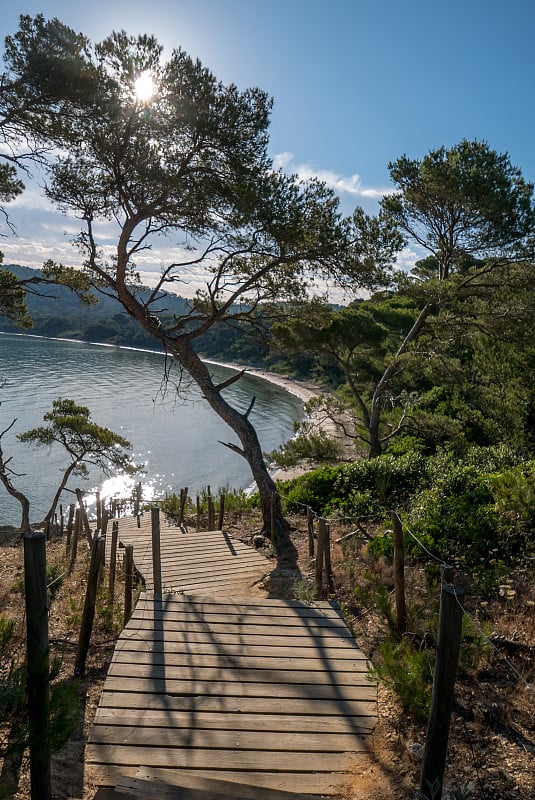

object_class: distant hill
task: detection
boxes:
[0,264,313,377]
[2,264,191,319]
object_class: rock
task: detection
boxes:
[407,741,424,762]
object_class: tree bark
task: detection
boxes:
[368,302,435,459]
[0,442,31,530]
[172,341,296,561]
[44,460,78,524]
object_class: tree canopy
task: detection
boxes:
[18,398,135,523]
[3,21,355,550]
[382,139,535,280]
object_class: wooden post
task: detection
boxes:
[218,493,225,531]
[419,566,465,800]
[66,503,75,555]
[24,533,52,800]
[123,544,134,625]
[133,482,141,516]
[207,496,215,530]
[151,507,162,594]
[324,522,334,594]
[96,491,101,531]
[101,507,109,538]
[68,507,81,574]
[196,495,201,531]
[392,511,407,636]
[74,536,105,676]
[315,518,327,596]
[108,520,119,604]
[179,486,189,526]
[307,507,315,556]
[75,488,92,546]
[59,504,64,537]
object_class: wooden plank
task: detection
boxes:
[121,623,355,644]
[136,756,364,800]
[92,709,377,733]
[137,595,345,620]
[131,600,345,620]
[114,635,364,659]
[96,691,377,717]
[110,650,368,673]
[89,725,367,752]
[116,626,356,648]
[92,790,137,800]
[143,593,340,612]
[106,661,372,685]
[100,675,377,700]
[127,610,352,632]
[89,764,352,795]
[117,774,331,800]
[86,743,365,771]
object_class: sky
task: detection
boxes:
[1,0,535,293]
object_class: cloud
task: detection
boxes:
[395,246,422,273]
[273,152,394,200]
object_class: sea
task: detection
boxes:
[0,333,304,526]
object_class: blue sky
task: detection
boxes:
[2,0,535,289]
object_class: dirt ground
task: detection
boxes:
[0,512,534,800]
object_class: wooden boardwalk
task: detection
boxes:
[88,516,377,798]
[106,513,271,596]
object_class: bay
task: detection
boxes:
[0,333,303,526]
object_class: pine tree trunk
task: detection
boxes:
[173,342,296,561]
[0,443,31,530]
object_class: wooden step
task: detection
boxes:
[115,771,335,799]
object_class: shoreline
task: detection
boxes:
[204,358,324,405]
[0,334,334,518]
[204,360,329,486]
[1,332,322,406]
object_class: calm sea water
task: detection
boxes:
[0,334,303,525]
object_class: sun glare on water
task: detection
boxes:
[134,71,154,102]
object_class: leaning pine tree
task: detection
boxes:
[5,20,357,556]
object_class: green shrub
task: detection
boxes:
[1,617,80,775]
[406,447,532,585]
[277,465,340,514]
[369,635,432,723]
[278,452,428,518]
[163,485,255,519]
[333,451,428,513]
[267,430,341,469]
[13,561,65,602]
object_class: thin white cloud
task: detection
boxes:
[395,246,421,273]
[273,152,393,200]
[7,185,55,213]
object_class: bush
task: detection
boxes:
[1,616,80,775]
[277,465,341,515]
[334,452,428,513]
[162,485,255,519]
[267,430,341,469]
[278,452,429,518]
[369,635,432,723]
[405,447,532,585]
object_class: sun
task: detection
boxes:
[134,71,154,103]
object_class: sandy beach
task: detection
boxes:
[204,359,323,405]
[205,360,355,482]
